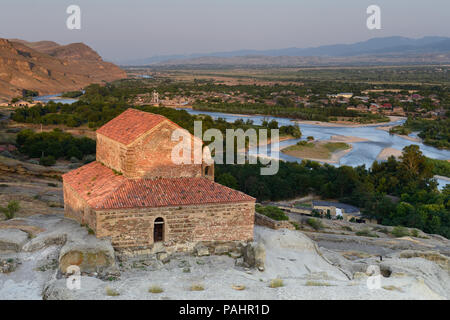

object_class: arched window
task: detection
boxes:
[205,166,210,176]
[154,217,164,242]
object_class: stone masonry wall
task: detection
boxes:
[96,121,206,179]
[124,121,203,179]
[95,201,255,251]
[255,212,295,230]
[63,183,96,231]
[96,133,127,174]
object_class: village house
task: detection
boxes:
[369,103,380,113]
[312,200,377,224]
[11,100,36,107]
[62,108,256,253]
[0,144,17,153]
[346,104,368,112]
[270,200,377,225]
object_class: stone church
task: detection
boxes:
[62,108,255,252]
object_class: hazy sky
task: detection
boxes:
[0,0,449,62]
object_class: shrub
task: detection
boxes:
[231,285,246,291]
[373,226,389,234]
[355,229,379,238]
[307,218,324,231]
[1,200,20,220]
[269,278,284,288]
[296,140,312,147]
[190,284,205,291]
[148,285,164,294]
[255,205,288,221]
[290,221,301,230]
[342,226,353,232]
[382,285,403,292]
[312,209,322,218]
[105,287,120,296]
[411,229,419,238]
[305,281,333,287]
[391,226,409,238]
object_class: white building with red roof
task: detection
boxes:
[62,108,255,252]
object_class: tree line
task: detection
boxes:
[16,129,96,165]
[216,145,449,239]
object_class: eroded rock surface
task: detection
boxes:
[0,229,29,252]
[0,215,449,300]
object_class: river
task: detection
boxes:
[179,108,450,189]
[30,95,449,188]
[33,94,79,104]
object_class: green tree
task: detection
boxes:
[216,173,238,190]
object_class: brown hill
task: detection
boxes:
[0,38,126,102]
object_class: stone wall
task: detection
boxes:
[313,205,337,217]
[254,212,295,230]
[96,121,210,179]
[95,201,255,252]
[96,133,127,174]
[127,121,202,179]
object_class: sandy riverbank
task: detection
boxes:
[293,116,405,128]
[376,147,403,161]
[328,135,370,143]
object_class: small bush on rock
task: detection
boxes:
[0,200,20,220]
[190,284,205,291]
[255,205,288,221]
[307,218,324,231]
[149,285,163,294]
[269,278,284,288]
[105,287,120,296]
[391,226,409,238]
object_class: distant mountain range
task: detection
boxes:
[121,36,450,66]
[0,39,126,102]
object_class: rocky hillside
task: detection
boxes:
[0,38,126,102]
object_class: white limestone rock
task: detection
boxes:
[0,229,29,252]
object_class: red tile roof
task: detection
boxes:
[96,108,176,145]
[63,162,255,210]
[62,161,126,206]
